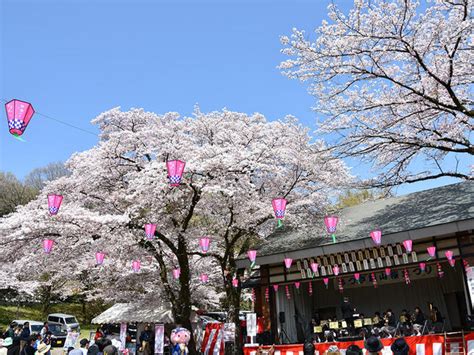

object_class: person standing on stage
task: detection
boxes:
[412,306,426,335]
[341,297,355,329]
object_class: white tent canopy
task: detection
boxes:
[91,303,198,324]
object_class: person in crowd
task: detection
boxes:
[69,339,89,355]
[412,306,425,335]
[40,332,51,355]
[431,306,444,332]
[94,328,104,342]
[364,335,383,355]
[341,297,355,329]
[34,342,51,355]
[138,325,152,355]
[391,337,409,355]
[102,345,117,355]
[4,323,16,339]
[19,323,30,353]
[39,324,48,339]
[14,327,22,338]
[0,338,9,355]
[86,339,99,355]
[6,336,20,355]
[399,310,411,336]
[373,312,383,328]
[21,335,36,355]
[346,344,363,355]
[381,309,396,338]
[33,335,42,350]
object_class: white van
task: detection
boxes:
[47,313,80,332]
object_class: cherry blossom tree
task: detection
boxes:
[0,107,349,352]
[280,0,473,187]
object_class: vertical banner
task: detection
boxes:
[154,324,164,354]
[63,330,80,350]
[246,313,257,338]
[120,322,127,351]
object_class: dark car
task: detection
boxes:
[48,324,67,347]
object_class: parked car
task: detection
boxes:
[47,323,67,347]
[12,320,43,335]
[47,313,80,332]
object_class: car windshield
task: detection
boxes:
[48,324,63,333]
[65,317,78,324]
[31,325,42,333]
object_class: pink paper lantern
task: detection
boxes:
[95,252,105,265]
[43,239,54,254]
[144,224,156,240]
[323,278,329,288]
[284,258,293,269]
[449,259,455,267]
[272,198,287,219]
[324,216,338,233]
[132,260,141,272]
[247,250,257,263]
[403,240,413,253]
[295,282,300,289]
[273,284,279,292]
[427,246,436,258]
[419,262,426,272]
[200,273,209,283]
[333,265,340,276]
[370,230,382,245]
[5,99,35,136]
[310,262,319,273]
[232,278,239,287]
[354,273,360,282]
[47,194,63,215]
[166,160,186,187]
[199,237,211,253]
[172,268,181,279]
[445,250,454,261]
[385,268,391,276]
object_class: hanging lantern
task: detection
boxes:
[272,198,287,228]
[449,259,455,268]
[96,252,105,265]
[5,99,35,136]
[248,250,257,269]
[308,282,313,296]
[43,239,54,254]
[232,278,239,288]
[385,268,391,277]
[166,160,186,187]
[404,269,411,285]
[354,273,360,283]
[284,258,293,270]
[295,282,300,290]
[285,285,291,300]
[251,288,256,302]
[172,268,181,279]
[132,260,141,272]
[403,240,413,253]
[436,263,444,278]
[310,262,319,274]
[323,278,329,289]
[370,230,382,245]
[333,265,340,276]
[445,250,454,261]
[324,216,338,244]
[338,278,344,293]
[265,287,270,301]
[427,246,436,259]
[273,284,279,292]
[371,273,378,288]
[463,259,470,271]
[200,273,209,283]
[47,194,63,215]
[199,237,211,253]
[419,262,426,272]
[144,224,156,240]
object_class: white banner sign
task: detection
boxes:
[119,323,127,350]
[246,313,257,337]
[154,324,165,354]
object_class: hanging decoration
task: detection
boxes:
[419,262,426,272]
[445,250,454,261]
[47,194,63,216]
[172,268,181,280]
[308,282,313,296]
[96,252,105,265]
[272,198,287,228]
[385,268,391,277]
[284,257,293,270]
[166,160,186,187]
[247,250,257,269]
[200,273,209,283]
[273,284,279,292]
[251,288,256,303]
[5,99,35,136]
[370,230,382,245]
[232,278,239,288]
[403,269,411,285]
[285,285,291,300]
[463,259,470,271]
[338,278,344,293]
[295,282,300,291]
[132,260,141,272]
[449,259,456,268]
[324,215,338,244]
[323,278,329,289]
[265,287,270,301]
[43,239,54,254]
[310,262,318,275]
[354,273,360,284]
[144,224,156,240]
[371,273,378,288]
[436,263,444,278]
[427,246,436,259]
[199,237,211,253]
[403,240,413,253]
[333,265,340,276]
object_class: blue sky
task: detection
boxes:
[0,0,460,195]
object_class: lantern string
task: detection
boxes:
[1,98,98,137]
